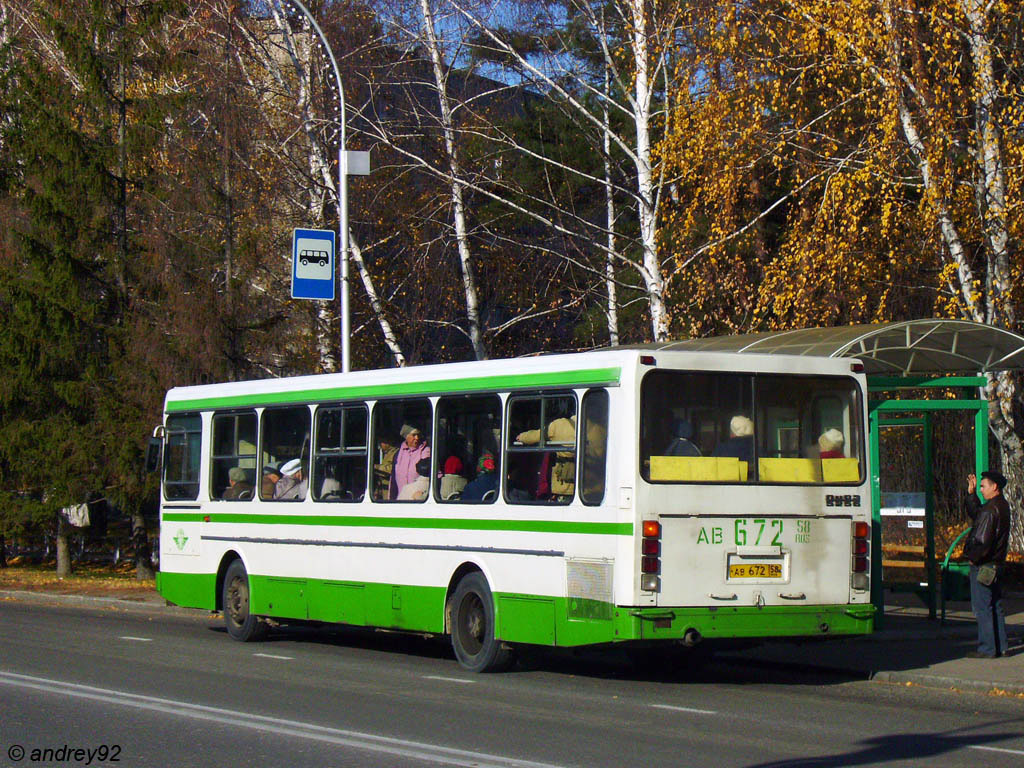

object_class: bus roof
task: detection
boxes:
[163,347,862,413]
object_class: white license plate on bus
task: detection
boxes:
[726,554,786,581]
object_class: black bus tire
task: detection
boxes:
[223,559,267,642]
[449,572,512,672]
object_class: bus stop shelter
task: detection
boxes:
[653,319,1024,622]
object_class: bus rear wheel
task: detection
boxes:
[223,560,267,642]
[449,573,511,672]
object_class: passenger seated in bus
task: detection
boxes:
[516,416,576,497]
[390,425,430,499]
[274,458,307,500]
[373,432,398,499]
[397,458,431,501]
[712,415,754,464]
[506,455,545,502]
[462,453,497,501]
[663,418,701,457]
[817,428,845,459]
[319,463,343,499]
[260,465,281,499]
[535,452,552,499]
[581,415,608,500]
[222,467,253,500]
[516,416,576,447]
[440,455,468,500]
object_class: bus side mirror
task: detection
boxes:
[146,437,163,473]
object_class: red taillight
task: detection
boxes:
[641,519,662,588]
[851,521,870,581]
[640,355,657,366]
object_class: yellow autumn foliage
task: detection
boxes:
[656,0,1024,337]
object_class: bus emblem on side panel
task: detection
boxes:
[173,529,189,550]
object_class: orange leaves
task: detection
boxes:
[654,0,1023,339]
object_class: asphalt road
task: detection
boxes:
[0,597,1022,768]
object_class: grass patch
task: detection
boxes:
[0,558,156,597]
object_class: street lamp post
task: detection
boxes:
[285,0,351,373]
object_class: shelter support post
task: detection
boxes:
[869,408,883,626]
[924,414,936,619]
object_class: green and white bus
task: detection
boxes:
[152,347,874,671]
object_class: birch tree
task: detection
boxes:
[225,0,408,369]
[335,0,587,359]
[415,0,487,358]
[398,0,684,343]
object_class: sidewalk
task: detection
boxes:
[717,592,1024,696]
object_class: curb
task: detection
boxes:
[0,588,208,618]
[716,654,1024,697]
[871,669,1024,697]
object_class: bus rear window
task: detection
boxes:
[640,371,863,485]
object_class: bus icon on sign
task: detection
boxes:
[300,249,329,267]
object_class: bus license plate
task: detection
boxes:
[728,562,783,579]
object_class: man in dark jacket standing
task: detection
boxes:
[964,471,1012,658]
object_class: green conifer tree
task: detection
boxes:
[0,0,181,577]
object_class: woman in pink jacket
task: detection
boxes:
[390,424,430,499]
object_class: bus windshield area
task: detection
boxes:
[640,370,864,485]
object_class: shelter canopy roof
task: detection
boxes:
[640,320,1024,376]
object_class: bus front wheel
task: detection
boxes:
[223,560,267,642]
[449,573,511,672]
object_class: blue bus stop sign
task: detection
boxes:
[292,228,336,300]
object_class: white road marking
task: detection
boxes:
[970,745,1024,756]
[118,636,152,642]
[253,653,294,660]
[650,703,717,715]
[423,675,475,684]
[0,671,564,768]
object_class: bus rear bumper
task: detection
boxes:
[625,603,875,641]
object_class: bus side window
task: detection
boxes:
[435,394,501,504]
[164,413,202,500]
[371,398,433,502]
[580,389,609,505]
[313,405,367,502]
[260,406,312,501]
[210,411,257,500]
[506,393,577,504]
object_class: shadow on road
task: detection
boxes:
[206,619,866,687]
[742,723,1022,768]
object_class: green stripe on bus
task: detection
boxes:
[161,511,632,536]
[165,367,621,412]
